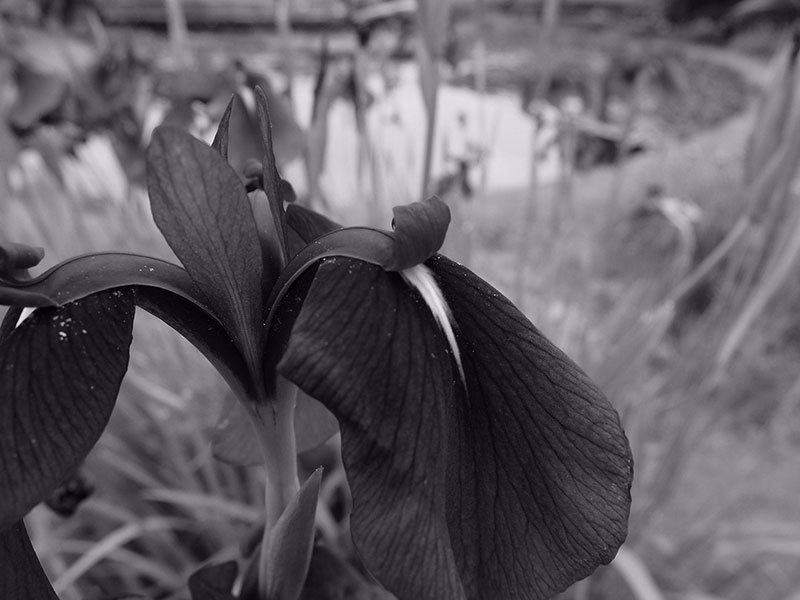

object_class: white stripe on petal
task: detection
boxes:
[400,264,465,385]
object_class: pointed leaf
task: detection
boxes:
[188,561,238,600]
[0,252,210,313]
[0,290,135,528]
[211,96,235,160]
[286,205,340,245]
[263,468,323,600]
[0,521,59,600]
[279,257,632,600]
[254,86,290,268]
[146,126,265,366]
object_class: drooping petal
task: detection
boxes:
[0,290,135,529]
[428,254,633,599]
[278,258,464,600]
[278,256,632,600]
[0,521,59,600]
[146,127,265,365]
[0,252,210,312]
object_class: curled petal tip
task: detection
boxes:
[0,243,45,275]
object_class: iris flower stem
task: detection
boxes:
[248,378,301,596]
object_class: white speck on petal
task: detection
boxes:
[401,264,465,384]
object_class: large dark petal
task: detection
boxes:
[0,521,59,600]
[278,257,632,600]
[147,127,265,365]
[428,254,633,599]
[278,258,463,600]
[0,290,135,528]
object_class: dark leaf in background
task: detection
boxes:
[428,255,633,599]
[0,290,135,529]
[279,258,463,600]
[147,127,264,363]
[0,521,59,600]
[188,561,238,600]
[7,68,68,132]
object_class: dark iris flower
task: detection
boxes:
[0,89,632,600]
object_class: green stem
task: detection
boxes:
[247,378,300,596]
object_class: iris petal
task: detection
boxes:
[279,258,464,600]
[428,254,633,599]
[147,127,265,365]
[278,255,632,599]
[0,290,135,529]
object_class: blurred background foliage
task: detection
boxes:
[2,0,800,599]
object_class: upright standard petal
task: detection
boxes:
[0,290,135,528]
[279,258,464,600]
[0,522,59,600]
[428,254,633,599]
[146,127,265,363]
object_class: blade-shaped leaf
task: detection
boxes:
[0,521,59,600]
[146,126,265,366]
[279,256,632,600]
[0,252,210,313]
[0,290,135,528]
[262,468,322,600]
[428,254,632,599]
[278,258,463,600]
[254,86,290,268]
[7,68,68,132]
[188,561,238,600]
[211,96,235,160]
